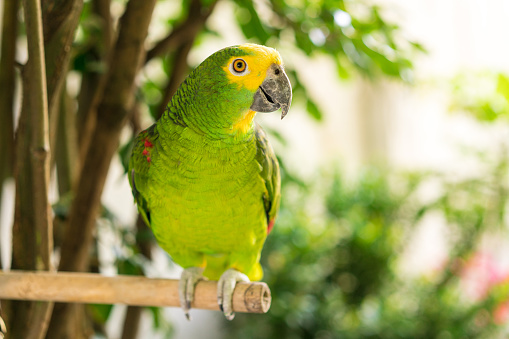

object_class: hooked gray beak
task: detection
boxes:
[250,64,292,119]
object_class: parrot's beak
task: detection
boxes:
[250,64,292,119]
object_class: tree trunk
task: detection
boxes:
[8,0,54,337]
[41,0,83,168]
[76,0,112,166]
[55,85,79,197]
[0,0,19,225]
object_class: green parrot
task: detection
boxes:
[128,43,292,320]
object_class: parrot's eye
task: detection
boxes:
[233,59,246,72]
[230,58,248,75]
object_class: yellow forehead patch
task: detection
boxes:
[222,44,283,92]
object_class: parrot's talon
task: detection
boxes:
[217,268,249,321]
[179,267,205,320]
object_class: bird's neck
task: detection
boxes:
[164,99,255,143]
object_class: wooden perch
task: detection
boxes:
[0,271,271,314]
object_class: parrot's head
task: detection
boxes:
[179,44,292,136]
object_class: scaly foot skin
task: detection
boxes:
[179,267,206,320]
[217,268,249,320]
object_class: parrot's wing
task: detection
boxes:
[254,124,281,234]
[128,124,158,227]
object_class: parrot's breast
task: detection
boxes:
[147,126,267,267]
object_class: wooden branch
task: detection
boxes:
[0,271,271,314]
[24,0,53,272]
[55,85,78,196]
[76,0,112,161]
[17,0,55,337]
[0,0,18,187]
[144,0,216,64]
[41,0,82,171]
[42,0,83,146]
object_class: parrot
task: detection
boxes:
[128,43,292,320]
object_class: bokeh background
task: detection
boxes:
[1,0,509,338]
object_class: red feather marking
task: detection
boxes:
[142,137,153,164]
[267,219,275,234]
[144,139,153,148]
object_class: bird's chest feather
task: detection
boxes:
[147,129,267,250]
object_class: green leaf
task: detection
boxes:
[89,304,114,325]
[335,56,351,80]
[496,73,509,103]
[117,257,141,276]
[306,98,323,121]
[234,0,271,43]
[295,31,314,55]
[410,41,428,53]
[265,126,288,146]
[148,306,161,328]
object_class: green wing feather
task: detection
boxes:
[254,124,281,233]
[128,124,158,227]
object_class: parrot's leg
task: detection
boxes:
[217,268,249,320]
[179,267,206,320]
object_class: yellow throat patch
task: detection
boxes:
[232,109,257,134]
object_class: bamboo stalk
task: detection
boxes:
[20,0,54,337]
[0,271,271,314]
[24,0,53,274]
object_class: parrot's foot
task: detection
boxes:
[217,268,249,320]
[179,267,206,320]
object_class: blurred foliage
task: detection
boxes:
[221,160,509,338]
[94,156,509,338]
[450,72,509,122]
[29,0,508,336]
[233,0,423,79]
[85,1,509,337]
[228,0,424,120]
[129,0,424,123]
[71,0,509,333]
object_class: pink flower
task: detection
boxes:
[461,252,504,300]
[494,300,509,325]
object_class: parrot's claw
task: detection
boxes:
[179,267,206,320]
[217,268,249,320]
